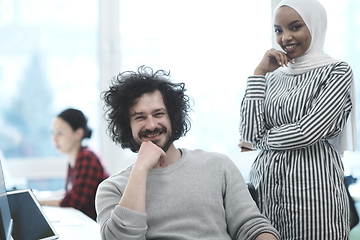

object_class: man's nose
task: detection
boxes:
[145,116,157,130]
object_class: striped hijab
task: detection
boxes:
[275,0,357,154]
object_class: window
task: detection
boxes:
[0,0,99,190]
[2,0,359,189]
[116,0,272,179]
[317,0,360,178]
[115,0,360,181]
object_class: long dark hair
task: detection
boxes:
[101,65,192,152]
[58,108,92,139]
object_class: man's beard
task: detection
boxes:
[137,127,173,152]
[157,134,173,152]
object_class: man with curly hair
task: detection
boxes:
[95,66,279,240]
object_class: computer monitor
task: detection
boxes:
[0,156,13,240]
[7,189,59,240]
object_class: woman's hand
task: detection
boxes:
[254,48,294,76]
[238,139,255,152]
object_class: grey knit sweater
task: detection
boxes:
[95,148,279,240]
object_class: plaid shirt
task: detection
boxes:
[60,147,109,220]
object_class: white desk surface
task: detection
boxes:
[350,184,360,202]
[42,206,101,240]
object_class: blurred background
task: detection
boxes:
[0,0,359,196]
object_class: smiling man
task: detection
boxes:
[95,66,280,240]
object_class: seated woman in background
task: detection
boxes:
[38,108,109,220]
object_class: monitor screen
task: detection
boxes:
[7,189,58,240]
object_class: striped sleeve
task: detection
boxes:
[239,76,266,144]
[240,63,353,151]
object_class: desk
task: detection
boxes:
[42,206,101,240]
[349,184,360,202]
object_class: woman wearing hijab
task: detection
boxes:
[38,108,109,220]
[239,0,356,239]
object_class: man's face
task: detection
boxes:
[129,90,173,152]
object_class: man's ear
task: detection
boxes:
[75,128,85,140]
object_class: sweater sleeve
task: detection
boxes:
[95,172,147,240]
[222,157,280,240]
[240,63,353,151]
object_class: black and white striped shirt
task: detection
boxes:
[240,61,353,239]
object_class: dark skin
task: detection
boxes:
[254,48,294,76]
[255,6,312,76]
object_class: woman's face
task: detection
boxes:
[51,117,81,155]
[274,6,311,59]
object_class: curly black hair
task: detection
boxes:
[101,65,192,152]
